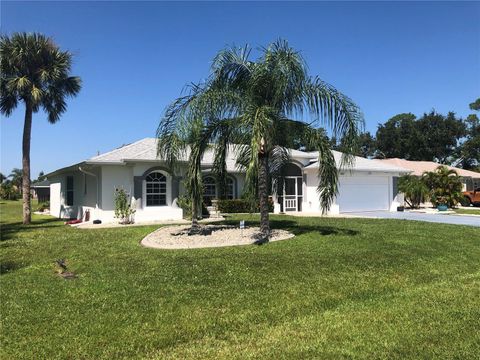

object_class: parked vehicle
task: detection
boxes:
[462,188,480,206]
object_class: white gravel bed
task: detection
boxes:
[141,225,294,249]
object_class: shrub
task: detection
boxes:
[422,166,463,208]
[398,175,429,209]
[217,198,274,213]
[114,188,136,224]
[0,182,20,200]
[36,201,50,212]
[459,195,471,207]
[176,195,209,219]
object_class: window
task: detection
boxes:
[145,172,167,206]
[226,177,235,199]
[66,176,74,206]
[203,176,216,205]
[203,177,216,198]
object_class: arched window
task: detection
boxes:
[226,177,234,199]
[145,171,167,206]
[203,176,216,205]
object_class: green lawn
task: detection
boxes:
[1,200,479,359]
[454,208,480,215]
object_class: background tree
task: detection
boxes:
[375,113,420,159]
[0,172,5,183]
[375,111,465,163]
[35,171,46,183]
[331,131,377,158]
[469,98,480,111]
[8,168,23,190]
[158,40,363,240]
[455,98,480,170]
[415,111,466,164]
[0,33,81,224]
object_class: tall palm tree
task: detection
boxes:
[1,33,81,224]
[158,40,363,240]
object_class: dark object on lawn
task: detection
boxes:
[93,219,102,224]
[397,206,405,212]
[54,259,77,279]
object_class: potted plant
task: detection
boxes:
[436,196,448,211]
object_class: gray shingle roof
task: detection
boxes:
[87,138,409,173]
[87,138,241,172]
[87,138,410,174]
[304,150,411,173]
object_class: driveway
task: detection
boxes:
[346,211,480,227]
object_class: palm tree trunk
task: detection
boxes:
[191,198,200,231]
[258,152,270,240]
[22,104,33,225]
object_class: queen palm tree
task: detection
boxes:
[158,40,363,240]
[1,33,81,224]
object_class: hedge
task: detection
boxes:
[217,198,274,213]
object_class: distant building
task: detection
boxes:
[377,158,480,191]
[31,180,50,203]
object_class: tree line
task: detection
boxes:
[0,170,46,200]
[330,99,480,171]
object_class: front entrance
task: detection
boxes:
[283,176,303,212]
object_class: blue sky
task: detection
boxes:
[1,1,479,177]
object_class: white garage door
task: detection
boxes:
[337,175,390,212]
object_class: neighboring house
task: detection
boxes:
[377,158,480,191]
[45,138,409,223]
[31,180,50,203]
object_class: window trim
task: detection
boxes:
[143,170,169,208]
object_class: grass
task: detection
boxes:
[454,208,480,215]
[1,200,479,359]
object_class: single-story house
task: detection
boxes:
[31,180,50,203]
[377,158,480,191]
[45,138,410,223]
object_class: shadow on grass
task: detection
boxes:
[0,260,26,275]
[221,216,360,238]
[0,217,60,242]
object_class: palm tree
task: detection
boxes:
[422,166,463,208]
[1,33,81,224]
[8,168,23,190]
[158,40,363,240]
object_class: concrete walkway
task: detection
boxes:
[346,211,480,227]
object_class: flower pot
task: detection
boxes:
[437,204,448,211]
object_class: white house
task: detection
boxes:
[46,138,410,223]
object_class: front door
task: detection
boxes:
[284,177,299,212]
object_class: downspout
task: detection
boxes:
[79,166,100,219]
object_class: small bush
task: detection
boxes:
[114,188,136,224]
[0,182,20,200]
[217,198,274,213]
[459,195,471,207]
[36,201,50,212]
[176,196,209,219]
